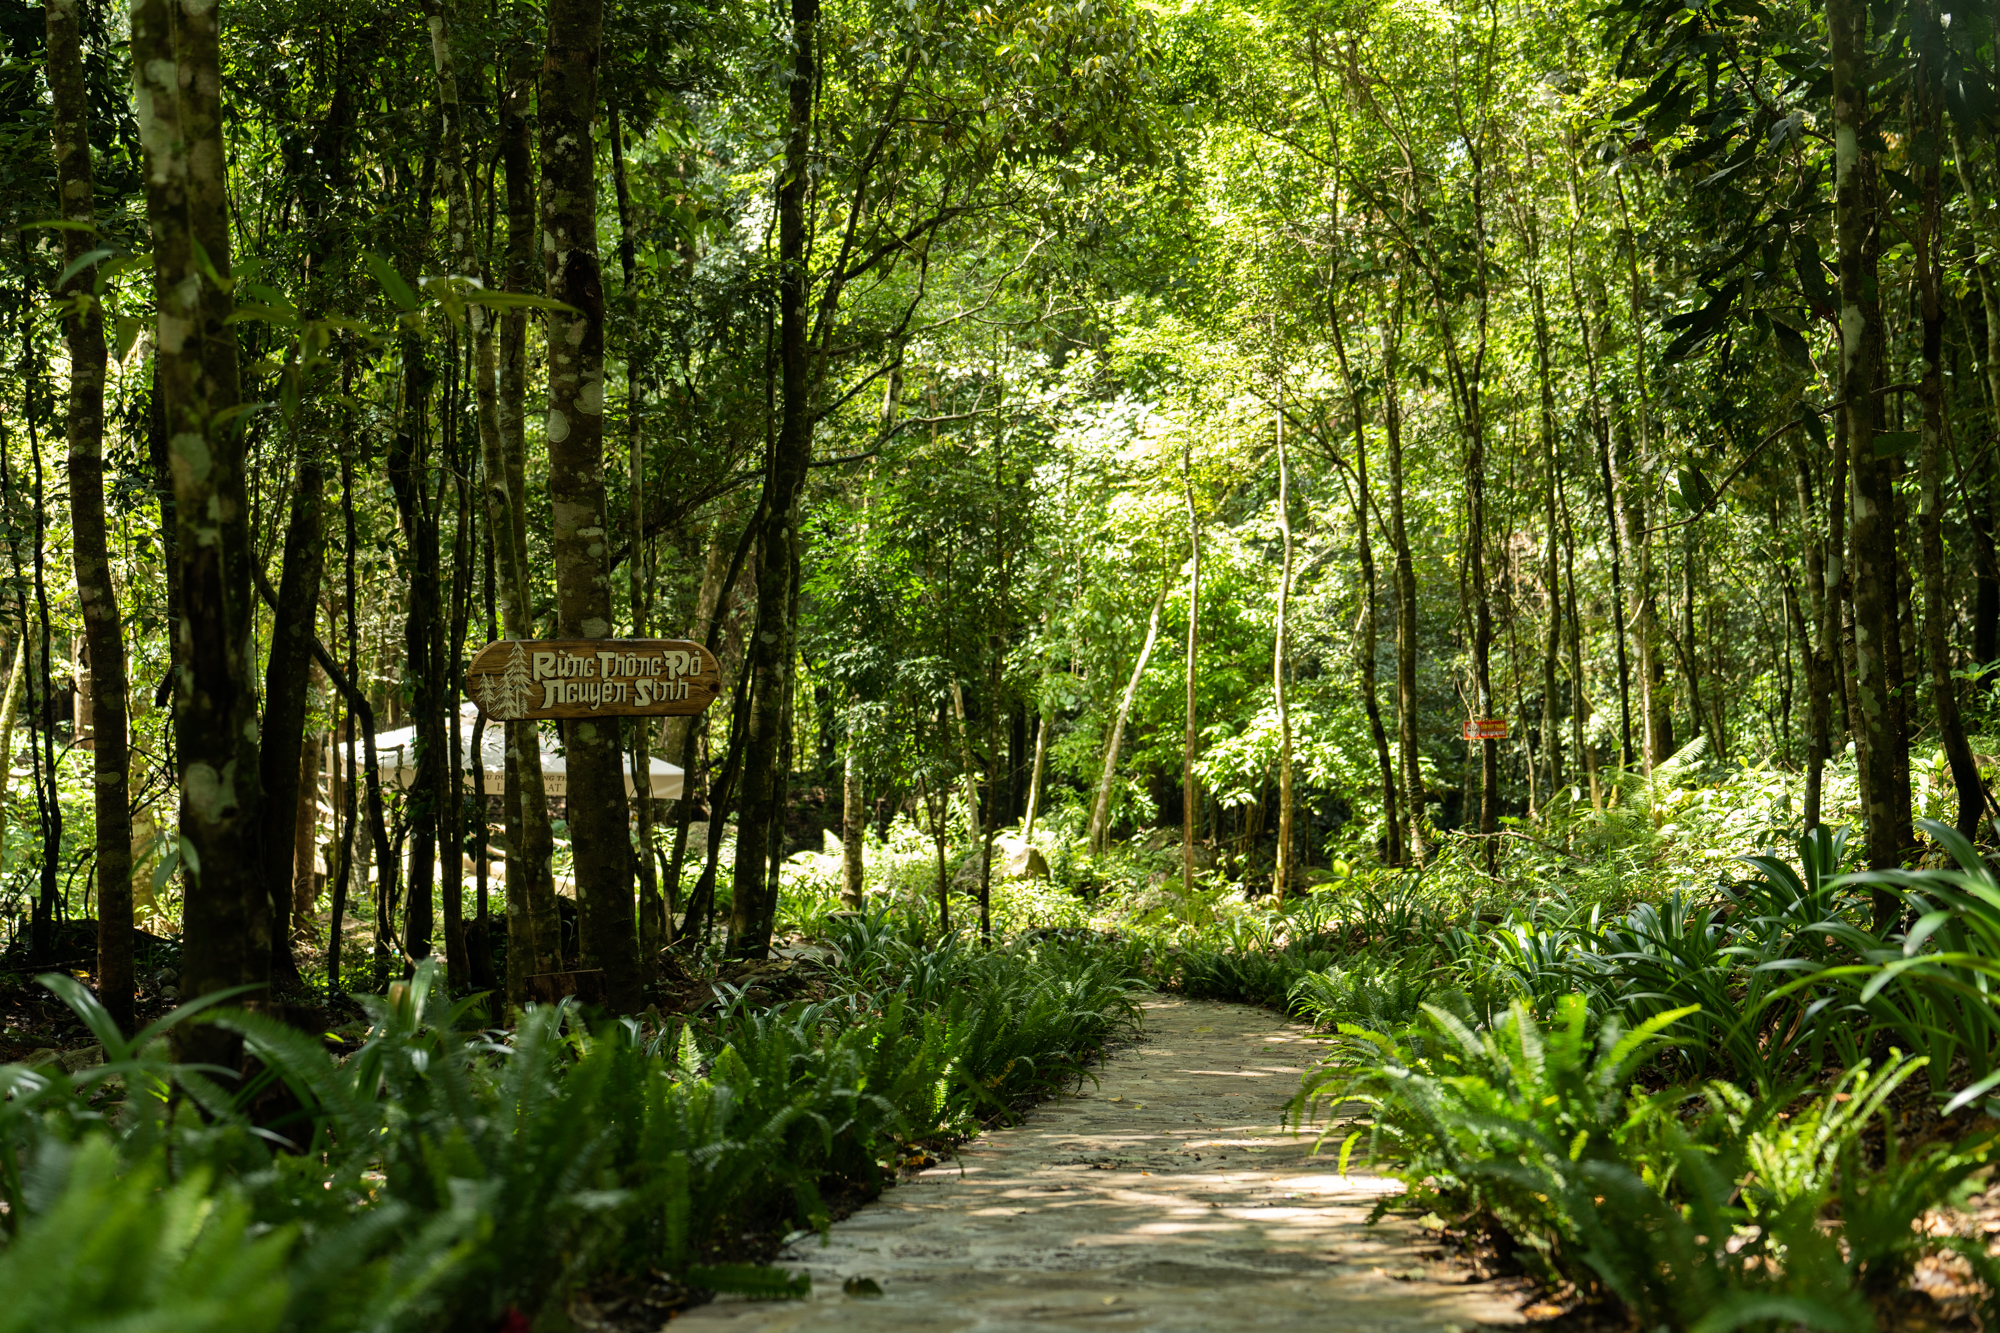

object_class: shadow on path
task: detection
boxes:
[675,996,1527,1332]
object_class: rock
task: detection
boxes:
[772,942,843,968]
[160,985,180,1003]
[152,968,177,989]
[997,837,1049,881]
[59,1045,103,1073]
[25,1048,60,1070]
[952,838,1051,887]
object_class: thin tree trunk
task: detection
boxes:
[494,44,561,997]
[0,639,25,859]
[1559,471,1597,808]
[730,0,818,960]
[542,0,640,1009]
[133,0,267,1026]
[840,720,865,909]
[328,403,361,989]
[609,108,665,969]
[1914,13,1985,838]
[1329,318,1400,864]
[1089,575,1169,855]
[1612,180,1672,774]
[1533,278,1564,802]
[291,726,322,938]
[47,0,132,1029]
[1182,439,1201,893]
[1023,710,1049,844]
[1830,0,1901,903]
[388,333,439,969]
[1274,378,1300,891]
[1383,308,1425,860]
[260,461,325,983]
[1791,442,1832,829]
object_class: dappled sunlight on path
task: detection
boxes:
[674,997,1525,1331]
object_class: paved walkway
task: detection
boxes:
[674,997,1524,1332]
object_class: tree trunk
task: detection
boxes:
[730,0,819,960]
[542,0,640,1009]
[841,724,865,909]
[133,0,268,1027]
[1023,709,1049,845]
[608,108,665,970]
[47,0,132,1030]
[1182,439,1202,893]
[1330,319,1400,864]
[1383,311,1425,860]
[259,460,325,982]
[292,727,323,937]
[1559,472,1597,808]
[1830,0,1902,900]
[1791,443,1833,829]
[1533,278,1563,802]
[0,639,25,859]
[1914,12,1985,838]
[1273,381,1300,891]
[1089,575,1169,855]
[493,43,562,999]
[388,334,439,969]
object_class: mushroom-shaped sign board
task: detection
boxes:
[466,639,722,720]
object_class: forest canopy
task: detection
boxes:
[0,0,1996,1025]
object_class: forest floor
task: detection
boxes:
[671,997,1528,1332]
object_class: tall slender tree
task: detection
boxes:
[46,0,132,1029]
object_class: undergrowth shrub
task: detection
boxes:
[0,922,1140,1331]
[1293,997,1996,1330]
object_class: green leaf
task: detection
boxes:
[1772,320,1810,369]
[54,248,114,292]
[365,252,420,312]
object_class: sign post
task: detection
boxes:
[1461,717,1509,741]
[465,639,722,720]
[468,638,721,1003]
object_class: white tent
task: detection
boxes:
[334,703,683,800]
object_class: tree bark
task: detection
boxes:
[541,0,640,1007]
[1791,443,1833,829]
[1088,575,1168,855]
[1913,7,1985,838]
[133,0,267,1025]
[1382,309,1425,860]
[841,721,865,909]
[1272,375,1301,891]
[1329,318,1400,864]
[729,0,819,960]
[1830,0,1902,899]
[1532,276,1564,802]
[291,726,323,937]
[259,460,325,982]
[608,108,665,968]
[387,334,439,968]
[47,0,132,1030]
[1182,439,1202,893]
[0,639,25,860]
[490,44,561,998]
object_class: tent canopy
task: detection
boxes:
[335,703,682,800]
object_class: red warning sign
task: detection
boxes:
[1462,717,1509,741]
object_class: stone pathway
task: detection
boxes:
[674,997,1524,1332]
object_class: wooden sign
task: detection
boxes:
[466,639,721,720]
[1462,717,1509,741]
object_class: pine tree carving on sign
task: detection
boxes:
[492,641,534,719]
